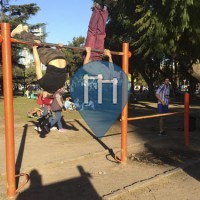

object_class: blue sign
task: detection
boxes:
[70,61,129,138]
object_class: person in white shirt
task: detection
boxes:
[155,78,170,136]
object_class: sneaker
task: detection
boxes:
[93,2,103,10]
[58,128,67,133]
[50,127,57,131]
[34,126,42,132]
[23,25,29,32]
[158,131,167,137]
[11,24,24,37]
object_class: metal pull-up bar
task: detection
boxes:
[1,22,131,198]
[11,38,132,57]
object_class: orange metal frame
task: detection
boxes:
[127,111,184,121]
[184,93,190,145]
[1,23,16,198]
[1,22,189,197]
[121,43,129,163]
[0,22,132,198]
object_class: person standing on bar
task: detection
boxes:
[155,78,170,136]
[11,24,68,95]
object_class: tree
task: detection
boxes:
[105,0,200,97]
[64,36,85,79]
[0,1,43,92]
[133,0,200,92]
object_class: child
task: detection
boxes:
[34,93,53,132]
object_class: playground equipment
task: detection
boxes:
[127,92,190,144]
[115,92,190,163]
[0,22,131,198]
[0,22,189,198]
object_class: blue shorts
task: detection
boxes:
[158,104,168,114]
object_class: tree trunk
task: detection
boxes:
[139,69,155,101]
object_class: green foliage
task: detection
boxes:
[25,66,37,84]
[0,1,43,88]
[64,36,85,78]
[105,0,200,96]
[2,3,40,25]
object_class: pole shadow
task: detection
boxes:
[15,124,28,189]
[74,120,119,163]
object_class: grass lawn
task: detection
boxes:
[0,93,199,125]
[0,96,82,124]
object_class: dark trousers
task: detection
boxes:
[85,7,108,61]
[38,106,49,126]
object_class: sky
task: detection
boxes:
[11,0,93,44]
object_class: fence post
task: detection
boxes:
[1,23,16,198]
[184,93,190,145]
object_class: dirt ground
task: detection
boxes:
[0,97,200,200]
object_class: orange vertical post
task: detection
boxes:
[184,93,190,145]
[1,23,16,197]
[121,43,129,163]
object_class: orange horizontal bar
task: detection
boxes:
[128,111,184,121]
[10,38,128,56]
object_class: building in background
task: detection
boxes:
[19,24,46,69]
[32,25,46,42]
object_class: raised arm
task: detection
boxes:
[83,47,91,65]
[104,49,113,63]
[32,46,42,80]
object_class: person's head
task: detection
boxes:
[164,78,170,86]
[66,97,71,101]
